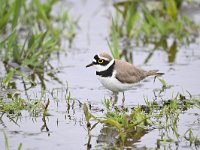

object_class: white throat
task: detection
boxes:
[94,59,115,72]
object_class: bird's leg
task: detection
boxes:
[111,92,118,106]
[122,92,125,105]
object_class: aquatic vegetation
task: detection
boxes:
[0,30,61,89]
[0,79,59,123]
[108,0,199,62]
[4,133,22,150]
[0,0,78,140]
[100,104,149,146]
[83,103,98,149]
[0,90,50,120]
[1,31,59,67]
[107,19,120,59]
[83,92,200,148]
[152,94,200,148]
[0,0,78,89]
[0,0,77,38]
[113,0,198,42]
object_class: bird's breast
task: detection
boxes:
[97,72,134,92]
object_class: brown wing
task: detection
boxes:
[114,60,147,84]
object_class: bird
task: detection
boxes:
[86,52,164,103]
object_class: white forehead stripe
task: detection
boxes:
[98,55,109,61]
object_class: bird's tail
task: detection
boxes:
[146,70,164,77]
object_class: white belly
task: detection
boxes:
[97,76,134,92]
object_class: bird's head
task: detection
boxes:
[86,52,114,72]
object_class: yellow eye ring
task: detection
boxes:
[98,59,104,64]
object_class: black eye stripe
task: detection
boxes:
[99,60,109,66]
[93,55,110,66]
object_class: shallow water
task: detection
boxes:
[0,0,200,150]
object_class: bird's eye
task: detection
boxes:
[98,59,104,64]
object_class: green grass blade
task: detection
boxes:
[4,69,16,85]
[7,30,17,55]
[12,0,24,30]
[17,143,23,150]
[0,0,11,32]
[125,3,140,38]
[4,133,9,150]
[108,19,120,59]
[83,103,91,122]
[34,0,51,29]
[101,118,122,130]
[166,0,178,20]
[112,19,120,59]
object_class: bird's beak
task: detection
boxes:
[86,62,94,68]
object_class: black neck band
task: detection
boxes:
[96,61,115,77]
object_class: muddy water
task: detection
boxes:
[0,0,200,150]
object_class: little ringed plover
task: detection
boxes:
[86,52,164,102]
